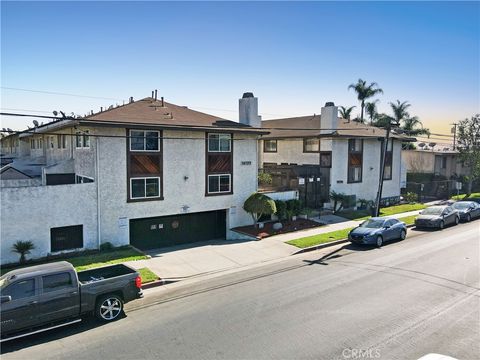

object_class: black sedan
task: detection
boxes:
[348,217,407,247]
[452,201,480,222]
[414,205,459,229]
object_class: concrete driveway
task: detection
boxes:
[125,238,298,280]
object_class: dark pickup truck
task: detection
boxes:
[0,261,143,342]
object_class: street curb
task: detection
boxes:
[141,279,165,289]
[291,223,416,255]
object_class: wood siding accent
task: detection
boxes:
[126,129,164,202]
[207,153,232,173]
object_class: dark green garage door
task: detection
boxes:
[130,210,227,250]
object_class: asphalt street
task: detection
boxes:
[1,221,479,360]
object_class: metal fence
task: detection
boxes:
[405,180,459,201]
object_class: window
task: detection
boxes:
[30,139,35,149]
[263,140,277,153]
[76,131,90,148]
[3,279,35,300]
[42,273,73,293]
[208,133,231,152]
[441,157,447,169]
[130,130,159,151]
[303,138,319,153]
[348,139,363,183]
[57,134,67,149]
[51,225,83,252]
[130,177,160,199]
[75,175,94,184]
[208,174,231,194]
[383,140,393,180]
[320,152,332,168]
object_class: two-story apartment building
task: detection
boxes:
[252,99,413,208]
[0,95,266,264]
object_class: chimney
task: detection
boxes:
[320,102,338,135]
[239,92,262,128]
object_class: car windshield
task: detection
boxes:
[359,219,385,228]
[421,207,444,215]
[453,202,471,210]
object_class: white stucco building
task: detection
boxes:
[0,95,266,264]
[256,100,413,209]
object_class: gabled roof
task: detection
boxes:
[261,115,415,141]
[81,97,268,134]
[0,164,33,179]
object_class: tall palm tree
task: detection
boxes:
[389,100,411,125]
[401,115,430,136]
[339,106,356,121]
[365,100,379,125]
[348,79,383,123]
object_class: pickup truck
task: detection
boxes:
[0,261,143,342]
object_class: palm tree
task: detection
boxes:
[348,79,383,123]
[339,106,356,121]
[11,240,35,264]
[402,115,430,136]
[365,100,379,125]
[389,100,411,125]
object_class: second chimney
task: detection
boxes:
[320,102,338,135]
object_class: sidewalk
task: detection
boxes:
[125,208,424,283]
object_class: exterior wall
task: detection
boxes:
[95,128,259,246]
[329,138,402,201]
[260,138,331,166]
[73,126,96,178]
[402,150,469,177]
[0,178,42,187]
[1,183,98,265]
[45,129,74,165]
[260,190,299,201]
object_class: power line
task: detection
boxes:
[1,87,125,101]
[0,108,54,114]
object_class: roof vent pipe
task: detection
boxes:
[129,97,133,103]
[155,90,158,101]
[161,96,164,107]
[152,91,154,98]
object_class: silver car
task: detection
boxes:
[414,205,459,230]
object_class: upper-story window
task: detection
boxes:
[130,130,160,151]
[384,139,393,180]
[320,152,332,168]
[348,139,363,183]
[208,133,231,152]
[263,140,277,153]
[30,139,35,149]
[57,134,67,149]
[303,138,319,153]
[76,131,90,148]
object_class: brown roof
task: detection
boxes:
[261,115,415,141]
[81,97,267,134]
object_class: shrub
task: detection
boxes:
[286,199,302,216]
[330,190,348,213]
[243,192,277,228]
[274,200,287,221]
[258,172,273,185]
[11,240,35,264]
[100,242,114,251]
[405,192,418,203]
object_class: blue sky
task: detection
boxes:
[1,1,479,138]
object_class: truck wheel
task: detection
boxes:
[95,294,124,322]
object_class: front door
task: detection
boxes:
[1,278,38,334]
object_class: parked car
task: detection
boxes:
[466,197,480,205]
[414,205,459,229]
[452,201,480,222]
[348,217,407,247]
[0,261,143,342]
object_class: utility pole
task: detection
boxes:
[374,121,392,217]
[451,122,457,150]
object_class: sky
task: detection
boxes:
[1,1,479,143]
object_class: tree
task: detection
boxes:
[12,240,35,264]
[365,100,379,125]
[348,79,383,123]
[243,192,277,228]
[329,190,347,213]
[456,114,480,196]
[389,100,411,125]
[339,106,356,121]
[401,115,430,136]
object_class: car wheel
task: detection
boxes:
[376,235,383,248]
[466,214,471,222]
[438,221,445,230]
[400,229,406,240]
[95,294,124,322]
[454,216,459,225]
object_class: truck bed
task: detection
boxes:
[77,264,136,284]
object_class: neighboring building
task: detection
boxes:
[402,147,470,179]
[253,98,413,209]
[0,94,266,264]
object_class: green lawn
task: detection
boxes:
[1,247,148,276]
[451,192,480,200]
[338,203,426,221]
[397,215,417,225]
[286,227,354,249]
[138,267,160,284]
